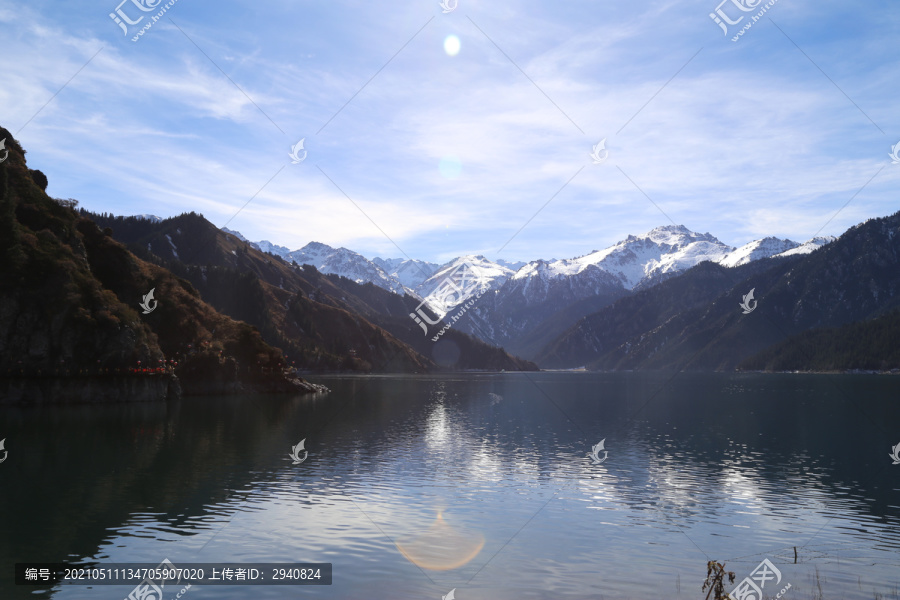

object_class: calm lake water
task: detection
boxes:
[1,372,899,600]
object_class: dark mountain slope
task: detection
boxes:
[0,128,319,400]
[455,264,630,360]
[536,258,784,368]
[85,212,533,371]
[740,308,900,372]
[85,212,431,373]
[0,134,162,376]
[540,209,900,372]
[320,273,538,371]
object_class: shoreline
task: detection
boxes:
[0,373,329,404]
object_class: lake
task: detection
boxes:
[1,372,899,599]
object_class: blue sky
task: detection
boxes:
[1,0,898,263]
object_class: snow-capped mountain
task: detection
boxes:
[450,225,734,356]
[372,257,440,290]
[133,214,163,223]
[415,255,519,317]
[423,256,517,294]
[773,236,835,257]
[218,230,407,294]
[511,225,734,290]
[716,235,836,266]
[286,242,407,294]
[255,240,293,259]
[221,228,519,302]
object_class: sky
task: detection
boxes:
[1,0,898,264]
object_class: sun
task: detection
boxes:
[443,35,460,57]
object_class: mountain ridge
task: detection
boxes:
[220,224,834,297]
[537,209,900,371]
[212,223,837,361]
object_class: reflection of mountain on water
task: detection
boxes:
[0,391,333,593]
[2,373,899,597]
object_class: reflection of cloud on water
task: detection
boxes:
[470,443,503,482]
[396,511,485,571]
[423,395,543,485]
[424,400,452,448]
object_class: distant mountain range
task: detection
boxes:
[206,221,834,359]
[216,224,833,297]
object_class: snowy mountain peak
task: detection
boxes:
[281,242,408,294]
[635,224,720,247]
[512,224,733,289]
[300,241,333,253]
[372,256,440,289]
[416,255,518,317]
[254,240,292,260]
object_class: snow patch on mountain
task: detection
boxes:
[133,214,163,223]
[773,236,836,257]
[718,237,799,267]
[164,233,178,258]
